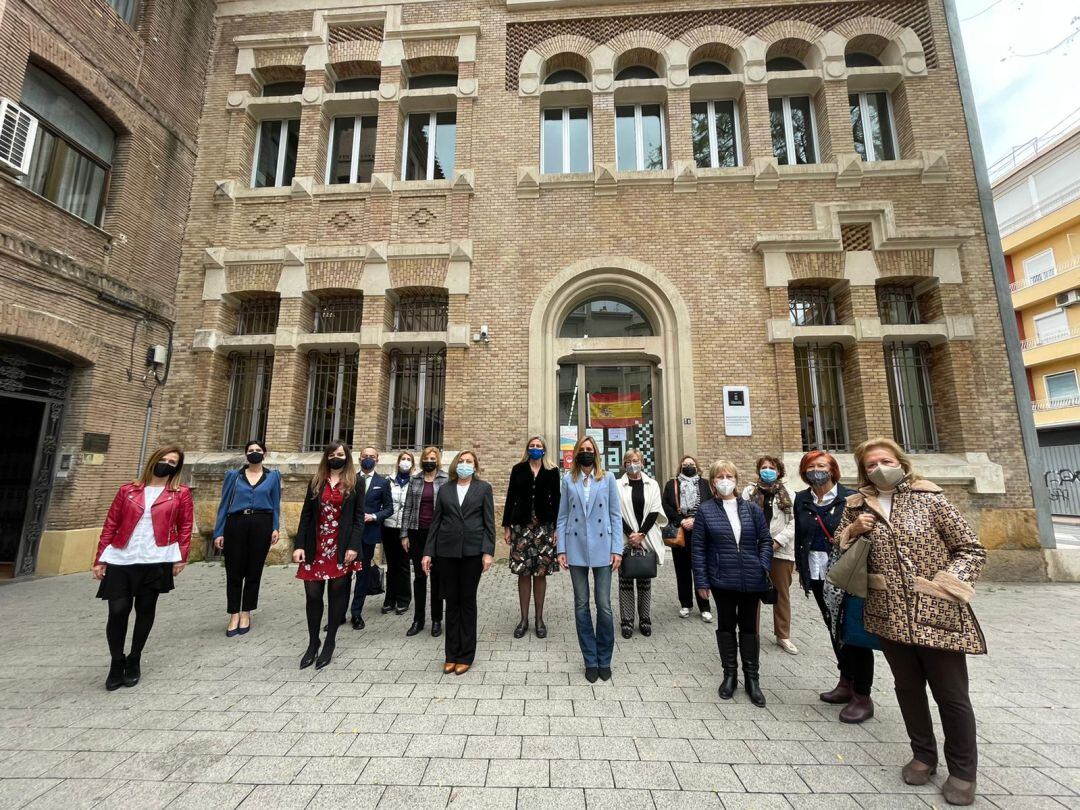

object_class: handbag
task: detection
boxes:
[840,595,882,650]
[761,572,778,605]
[662,480,686,548]
[826,513,871,598]
[620,546,657,579]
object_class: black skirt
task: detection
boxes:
[96,562,175,600]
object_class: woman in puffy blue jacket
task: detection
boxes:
[692,460,773,707]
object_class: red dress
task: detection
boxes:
[296,483,363,581]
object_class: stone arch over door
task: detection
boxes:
[528,257,697,476]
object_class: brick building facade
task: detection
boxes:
[0,0,214,575]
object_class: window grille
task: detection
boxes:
[789,288,836,326]
[315,297,363,333]
[386,349,446,450]
[395,293,449,332]
[878,286,921,325]
[222,352,273,450]
[235,298,280,335]
[304,351,358,451]
[885,342,938,453]
[794,344,849,452]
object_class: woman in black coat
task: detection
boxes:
[292,441,364,670]
[502,435,561,639]
[661,455,713,622]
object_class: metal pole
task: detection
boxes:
[138,385,158,477]
[942,0,1056,549]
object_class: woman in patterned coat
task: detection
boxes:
[836,437,986,807]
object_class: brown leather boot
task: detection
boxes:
[942,776,976,806]
[901,759,937,786]
[838,693,874,724]
[819,676,853,704]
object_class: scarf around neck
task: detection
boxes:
[750,480,792,518]
[677,473,701,514]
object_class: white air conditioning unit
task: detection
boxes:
[1056,290,1080,307]
[0,98,39,177]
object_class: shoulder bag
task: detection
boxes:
[824,511,871,598]
[662,479,686,548]
[620,545,658,579]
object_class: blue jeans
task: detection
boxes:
[349,543,378,618]
[569,565,614,668]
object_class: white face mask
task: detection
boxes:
[399,460,413,473]
[868,463,905,490]
[626,463,643,475]
[715,479,736,496]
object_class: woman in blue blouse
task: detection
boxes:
[213,439,282,636]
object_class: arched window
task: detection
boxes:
[261,81,304,97]
[408,73,457,90]
[559,298,654,338]
[335,76,379,93]
[689,61,732,77]
[845,52,881,68]
[544,68,588,85]
[766,57,805,72]
[615,65,659,81]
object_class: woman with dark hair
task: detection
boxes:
[381,450,414,616]
[793,450,873,723]
[742,455,796,654]
[662,455,713,622]
[293,441,364,669]
[503,435,560,638]
[93,444,193,691]
[401,446,447,638]
[213,439,281,636]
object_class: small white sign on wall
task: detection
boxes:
[723,385,752,437]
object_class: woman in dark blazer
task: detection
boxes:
[293,441,364,670]
[423,449,496,675]
[661,455,713,622]
[692,460,773,707]
[502,435,561,639]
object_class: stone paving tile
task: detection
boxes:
[169,782,256,809]
[582,788,655,810]
[421,757,489,787]
[374,785,450,808]
[106,779,188,808]
[21,778,125,809]
[306,784,385,809]
[445,786,516,808]
[237,784,318,808]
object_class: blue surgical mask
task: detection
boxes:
[456,463,475,479]
[527,448,544,460]
[759,468,778,484]
[360,457,376,471]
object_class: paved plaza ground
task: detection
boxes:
[1,559,1079,809]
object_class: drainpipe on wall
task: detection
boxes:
[942,0,1056,551]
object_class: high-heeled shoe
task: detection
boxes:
[122,655,141,688]
[315,642,334,669]
[300,643,320,669]
[105,657,125,691]
[513,618,529,639]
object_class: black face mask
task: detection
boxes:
[327,457,347,470]
[421,460,438,472]
[246,452,264,464]
[576,452,595,467]
[153,462,176,478]
[681,465,697,477]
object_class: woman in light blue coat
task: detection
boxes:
[557,435,623,684]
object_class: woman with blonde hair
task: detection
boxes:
[837,438,986,806]
[401,446,447,637]
[93,445,192,690]
[616,449,667,638]
[556,435,622,683]
[423,449,495,674]
[502,435,561,638]
[691,460,773,707]
[293,441,364,669]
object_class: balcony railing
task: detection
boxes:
[1010,254,1080,294]
[999,179,1080,237]
[1033,395,1080,412]
[1020,325,1080,352]
[990,107,1080,183]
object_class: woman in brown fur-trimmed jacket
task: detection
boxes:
[837,437,986,807]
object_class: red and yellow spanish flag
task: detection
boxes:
[588,392,643,428]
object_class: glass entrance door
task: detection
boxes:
[557,364,658,477]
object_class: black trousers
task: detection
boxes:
[671,542,711,612]
[407,529,443,624]
[439,554,483,665]
[881,639,978,782]
[810,578,874,695]
[712,588,760,635]
[223,511,273,613]
[381,524,411,609]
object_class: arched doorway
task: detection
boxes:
[528,258,698,479]
[0,341,70,578]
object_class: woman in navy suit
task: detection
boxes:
[556,436,622,684]
[692,460,773,707]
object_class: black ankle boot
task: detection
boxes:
[300,642,320,669]
[122,655,141,688]
[106,657,126,691]
[716,631,738,700]
[739,632,766,707]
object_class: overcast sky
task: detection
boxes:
[955,0,1080,167]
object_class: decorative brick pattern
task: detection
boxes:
[388,259,449,290]
[789,253,845,279]
[227,263,283,293]
[876,249,935,277]
[841,223,874,252]
[328,24,384,44]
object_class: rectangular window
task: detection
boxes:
[541,107,592,174]
[769,95,817,165]
[690,100,740,169]
[885,343,938,453]
[326,115,377,184]
[107,0,137,23]
[395,294,449,332]
[1023,249,1057,285]
[223,352,273,451]
[789,288,836,326]
[251,119,300,188]
[402,111,456,181]
[235,298,280,336]
[387,349,446,450]
[304,351,358,451]
[615,104,666,171]
[877,286,921,325]
[850,91,897,162]
[315,297,364,333]
[1034,308,1071,345]
[794,344,849,452]
[1046,370,1080,404]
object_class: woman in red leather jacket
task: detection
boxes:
[92,444,193,691]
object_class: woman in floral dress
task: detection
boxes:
[293,441,364,669]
